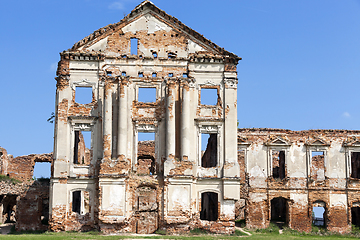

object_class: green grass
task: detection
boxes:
[0,228,359,240]
[0,174,21,184]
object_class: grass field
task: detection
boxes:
[1,228,360,240]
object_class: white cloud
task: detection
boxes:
[50,62,57,72]
[109,1,125,10]
[342,112,351,118]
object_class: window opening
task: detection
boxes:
[313,207,325,227]
[137,132,155,175]
[238,149,246,182]
[106,71,112,76]
[272,150,285,179]
[312,201,326,227]
[200,192,218,221]
[351,152,360,179]
[201,133,217,168]
[138,87,156,103]
[138,72,144,78]
[121,72,126,76]
[183,73,188,78]
[75,87,92,104]
[152,72,157,77]
[72,191,81,214]
[152,52,157,58]
[33,162,51,179]
[168,52,176,59]
[351,204,360,228]
[168,73,173,77]
[41,198,49,225]
[74,130,91,164]
[271,197,287,225]
[130,38,138,55]
[135,186,158,233]
[311,151,325,181]
[201,88,218,105]
[2,195,17,223]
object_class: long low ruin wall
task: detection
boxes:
[238,128,360,233]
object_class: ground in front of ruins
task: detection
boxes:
[1,227,360,239]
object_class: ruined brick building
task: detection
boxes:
[0,147,52,231]
[50,0,239,234]
[47,0,360,234]
[237,129,360,233]
[1,0,359,234]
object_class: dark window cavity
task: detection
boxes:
[74,131,91,164]
[200,192,218,221]
[271,197,287,223]
[168,52,177,59]
[352,204,360,228]
[72,191,81,214]
[272,150,285,179]
[351,152,360,179]
[201,133,217,168]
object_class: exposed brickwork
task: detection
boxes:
[239,128,360,233]
[16,180,50,231]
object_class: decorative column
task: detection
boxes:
[117,77,128,159]
[103,80,112,160]
[166,79,176,160]
[181,79,191,160]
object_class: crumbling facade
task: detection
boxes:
[50,0,240,234]
[0,147,52,231]
[46,0,360,235]
[238,128,360,233]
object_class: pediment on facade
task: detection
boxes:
[238,136,250,146]
[70,1,240,60]
[343,137,360,147]
[306,138,329,146]
[265,137,290,146]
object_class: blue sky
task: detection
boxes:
[1,0,360,178]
